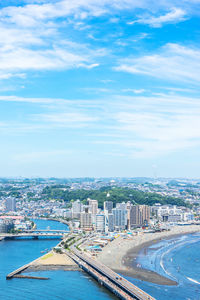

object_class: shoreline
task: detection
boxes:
[13,251,79,277]
[26,264,79,272]
[97,225,200,286]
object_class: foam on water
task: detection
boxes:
[187,277,200,285]
[127,232,200,300]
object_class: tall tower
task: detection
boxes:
[88,199,98,215]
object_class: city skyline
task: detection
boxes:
[0,1,200,177]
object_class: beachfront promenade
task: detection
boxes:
[67,249,155,300]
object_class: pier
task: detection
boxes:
[67,250,155,300]
[6,262,32,279]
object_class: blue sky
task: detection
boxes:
[0,0,200,178]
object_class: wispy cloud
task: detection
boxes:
[36,112,99,127]
[1,92,200,160]
[122,88,145,94]
[128,8,187,27]
[0,95,55,103]
[115,43,200,84]
[0,41,100,73]
[0,1,195,80]
[91,93,200,158]
[0,1,109,79]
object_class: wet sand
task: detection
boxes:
[97,225,200,285]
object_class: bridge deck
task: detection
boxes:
[0,233,64,238]
[67,250,155,300]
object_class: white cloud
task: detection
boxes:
[0,73,26,80]
[88,93,200,158]
[110,93,200,157]
[0,95,54,103]
[0,1,108,78]
[1,92,200,159]
[0,46,91,71]
[128,8,187,27]
[123,88,145,94]
[0,1,196,79]
[34,112,99,128]
[115,43,200,84]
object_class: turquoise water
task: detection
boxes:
[0,219,116,300]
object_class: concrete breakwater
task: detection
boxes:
[6,250,77,279]
[6,262,32,279]
[13,275,49,280]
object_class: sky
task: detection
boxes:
[0,0,200,178]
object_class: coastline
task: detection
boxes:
[24,251,79,273]
[96,225,200,286]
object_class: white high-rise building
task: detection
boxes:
[112,208,127,230]
[80,208,92,231]
[88,199,98,215]
[72,200,83,219]
[72,200,82,213]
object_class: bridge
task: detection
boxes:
[0,232,68,239]
[23,229,69,233]
[67,249,155,300]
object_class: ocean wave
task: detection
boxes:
[159,237,200,280]
[187,277,200,285]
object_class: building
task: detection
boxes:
[5,197,16,212]
[88,199,98,215]
[182,212,194,221]
[80,208,92,231]
[105,213,114,233]
[72,200,83,219]
[112,208,127,230]
[107,213,114,232]
[95,214,105,232]
[116,202,126,210]
[0,220,14,233]
[162,214,182,222]
[151,205,182,219]
[132,205,150,227]
[126,202,134,230]
[104,201,113,213]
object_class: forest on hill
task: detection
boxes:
[41,186,189,208]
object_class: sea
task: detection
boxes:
[0,219,116,300]
[0,219,200,300]
[128,232,200,300]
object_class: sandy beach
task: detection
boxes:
[97,224,200,285]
